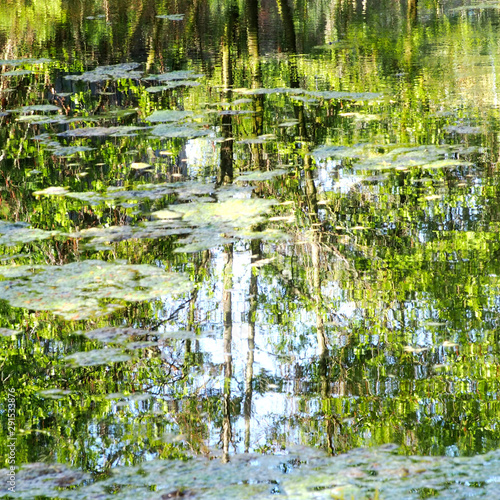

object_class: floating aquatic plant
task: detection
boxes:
[146,80,201,92]
[0,327,21,337]
[130,162,150,170]
[65,63,142,83]
[313,143,477,172]
[80,326,153,344]
[2,445,500,499]
[35,182,278,251]
[146,110,193,122]
[58,126,144,138]
[2,69,33,77]
[0,260,193,320]
[156,14,185,21]
[0,58,52,66]
[234,169,287,182]
[37,388,73,399]
[306,90,383,100]
[65,348,133,366]
[33,186,70,196]
[49,145,95,156]
[210,109,255,116]
[18,104,61,113]
[150,124,210,138]
[167,197,276,228]
[145,70,202,81]
[236,87,305,95]
[0,221,59,246]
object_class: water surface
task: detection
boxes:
[1,0,500,491]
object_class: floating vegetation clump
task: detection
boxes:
[33,186,70,196]
[49,145,95,156]
[167,197,276,228]
[144,70,203,81]
[65,63,143,82]
[145,110,193,122]
[58,126,144,138]
[306,90,383,100]
[33,181,279,251]
[2,446,500,499]
[18,104,61,113]
[235,87,383,101]
[0,58,52,66]
[150,123,210,138]
[0,327,20,337]
[76,223,192,247]
[37,388,73,399]
[4,0,500,492]
[80,326,153,344]
[0,221,59,246]
[2,69,33,76]
[0,260,193,320]
[234,169,287,182]
[65,347,133,366]
[236,87,306,95]
[313,143,477,172]
[156,14,185,20]
[35,182,212,205]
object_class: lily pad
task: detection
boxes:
[151,209,183,219]
[38,183,278,251]
[73,221,191,247]
[237,134,276,144]
[157,194,278,252]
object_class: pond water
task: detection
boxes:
[1,0,500,497]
